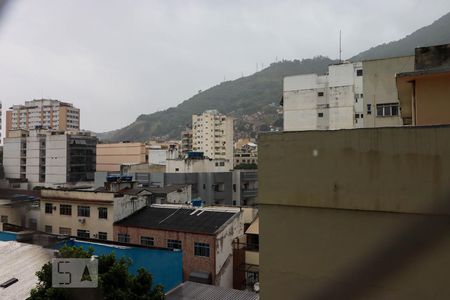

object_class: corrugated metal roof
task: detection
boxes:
[166,281,259,300]
[0,241,55,300]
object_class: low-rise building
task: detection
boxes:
[234,142,257,167]
[114,205,243,288]
[39,188,147,241]
[0,189,40,230]
[167,157,232,173]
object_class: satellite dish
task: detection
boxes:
[253,282,260,293]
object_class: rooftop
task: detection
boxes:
[166,281,259,300]
[0,241,54,300]
[115,206,239,235]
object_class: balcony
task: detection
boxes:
[241,171,257,181]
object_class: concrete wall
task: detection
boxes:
[165,186,192,204]
[113,195,147,222]
[363,56,414,127]
[166,158,232,173]
[259,126,450,300]
[97,142,147,172]
[3,137,22,179]
[45,134,68,184]
[415,74,450,125]
[215,212,244,288]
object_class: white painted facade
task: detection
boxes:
[192,110,233,163]
[166,158,232,173]
[283,62,364,131]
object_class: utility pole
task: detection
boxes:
[339,30,342,63]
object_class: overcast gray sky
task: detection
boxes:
[1,0,450,132]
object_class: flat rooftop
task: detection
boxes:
[0,241,55,300]
[115,207,238,234]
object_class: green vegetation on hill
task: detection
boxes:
[100,11,450,142]
[99,56,337,142]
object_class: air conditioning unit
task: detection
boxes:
[78,218,86,224]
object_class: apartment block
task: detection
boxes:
[181,129,193,155]
[39,188,147,241]
[283,62,364,131]
[3,129,97,186]
[192,110,233,162]
[114,205,243,288]
[96,142,147,172]
[5,99,80,137]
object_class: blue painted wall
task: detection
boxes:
[54,239,182,291]
[0,231,17,241]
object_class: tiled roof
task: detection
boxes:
[114,207,238,234]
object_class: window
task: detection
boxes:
[77,229,90,239]
[317,92,324,97]
[118,233,130,243]
[60,204,72,216]
[45,203,53,214]
[318,112,324,118]
[45,225,52,233]
[167,239,182,250]
[98,232,107,240]
[194,242,210,257]
[29,218,37,230]
[1,215,8,223]
[141,236,154,246]
[59,227,71,235]
[367,104,372,115]
[98,207,108,219]
[356,69,363,76]
[376,103,399,117]
[219,162,225,166]
[355,114,360,119]
[360,93,364,98]
[78,206,90,217]
[175,168,179,172]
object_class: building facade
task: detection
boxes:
[363,55,415,127]
[397,44,450,126]
[259,127,450,299]
[5,99,80,137]
[3,129,97,186]
[114,205,243,288]
[96,142,147,172]
[181,129,193,155]
[283,62,364,131]
[39,189,147,241]
[192,110,233,162]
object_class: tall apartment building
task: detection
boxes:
[5,99,80,137]
[3,129,97,186]
[192,110,233,162]
[283,62,364,131]
[0,101,3,143]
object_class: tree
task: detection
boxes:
[29,246,164,300]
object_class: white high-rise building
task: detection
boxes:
[192,110,234,162]
[283,62,364,131]
[6,99,80,137]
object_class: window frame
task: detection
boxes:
[140,236,154,247]
[98,232,107,240]
[118,233,130,243]
[376,103,399,117]
[167,239,182,250]
[77,206,90,217]
[98,207,108,219]
[60,204,72,216]
[77,229,90,239]
[194,242,210,257]
[45,203,53,214]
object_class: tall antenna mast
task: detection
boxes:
[339,30,342,63]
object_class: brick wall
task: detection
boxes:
[113,226,216,282]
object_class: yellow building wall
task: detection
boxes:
[416,74,450,126]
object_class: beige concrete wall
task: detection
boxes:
[416,74,450,126]
[96,143,147,172]
[363,56,414,127]
[259,127,450,300]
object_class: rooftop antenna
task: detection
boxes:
[339,30,342,63]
